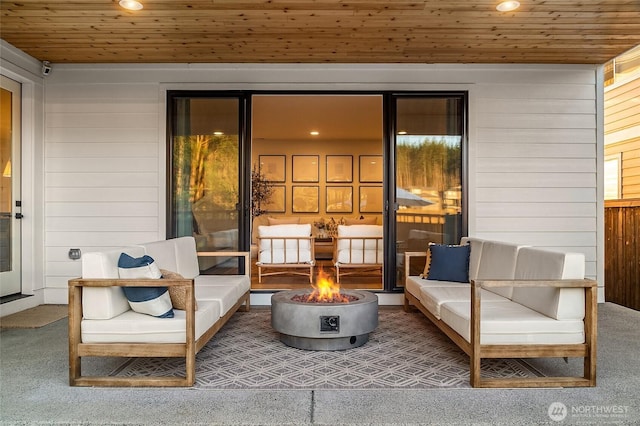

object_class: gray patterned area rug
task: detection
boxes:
[111,308,543,389]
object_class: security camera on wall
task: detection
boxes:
[42,61,52,76]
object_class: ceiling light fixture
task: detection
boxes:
[213,131,224,136]
[398,131,408,135]
[310,131,319,136]
[496,1,520,12]
[119,0,143,11]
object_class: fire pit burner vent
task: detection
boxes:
[271,290,378,351]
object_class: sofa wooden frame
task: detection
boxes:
[68,251,250,387]
[333,236,383,283]
[403,252,597,388]
[256,236,315,283]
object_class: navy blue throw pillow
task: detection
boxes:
[118,253,173,318]
[426,244,470,283]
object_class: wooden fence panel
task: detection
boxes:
[605,199,640,310]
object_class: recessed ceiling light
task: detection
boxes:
[119,0,143,11]
[213,131,224,136]
[496,1,520,12]
[398,131,407,135]
[310,131,319,136]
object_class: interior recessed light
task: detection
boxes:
[213,131,224,136]
[496,1,520,12]
[310,131,319,136]
[119,0,143,11]
[398,131,407,135]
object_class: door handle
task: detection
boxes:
[15,213,23,219]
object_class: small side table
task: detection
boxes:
[314,237,334,260]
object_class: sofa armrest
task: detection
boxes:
[69,278,194,288]
[472,278,597,289]
[197,251,250,276]
[468,277,598,373]
[404,251,428,280]
[68,278,195,321]
[67,277,197,375]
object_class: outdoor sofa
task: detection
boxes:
[404,238,597,388]
[68,236,250,387]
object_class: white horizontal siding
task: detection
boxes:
[47,202,158,217]
[46,158,158,173]
[48,143,157,158]
[477,173,595,188]
[477,128,595,144]
[40,63,601,301]
[46,172,157,187]
[476,202,596,217]
[44,82,161,290]
[477,158,595,173]
[473,68,599,289]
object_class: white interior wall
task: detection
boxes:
[0,53,604,304]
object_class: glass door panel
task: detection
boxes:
[168,95,242,274]
[394,95,465,286]
[0,76,22,297]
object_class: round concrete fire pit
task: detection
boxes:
[271,290,378,351]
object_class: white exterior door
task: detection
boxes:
[0,75,22,297]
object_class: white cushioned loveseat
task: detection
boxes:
[68,236,250,387]
[404,238,597,388]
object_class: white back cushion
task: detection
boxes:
[511,247,585,320]
[476,240,525,299]
[140,237,200,279]
[460,237,484,282]
[258,224,312,250]
[258,224,312,263]
[336,225,383,251]
[81,246,145,320]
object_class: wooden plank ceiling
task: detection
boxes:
[1,0,640,64]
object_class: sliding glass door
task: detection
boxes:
[166,91,466,289]
[392,94,466,288]
[167,93,247,274]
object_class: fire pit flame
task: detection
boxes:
[286,269,359,304]
[307,269,351,303]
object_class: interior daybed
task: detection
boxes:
[404,237,597,388]
[68,236,250,387]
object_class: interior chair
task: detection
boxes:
[256,223,315,283]
[333,224,383,283]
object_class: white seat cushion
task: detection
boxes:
[440,300,585,345]
[194,284,242,317]
[195,274,250,300]
[81,300,220,343]
[405,276,467,300]
[258,249,313,264]
[405,276,430,299]
[420,285,511,320]
[335,249,383,264]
